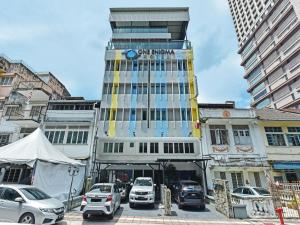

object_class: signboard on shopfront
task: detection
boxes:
[124,49,175,60]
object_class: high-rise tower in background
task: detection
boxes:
[95,8,204,186]
[228,0,300,109]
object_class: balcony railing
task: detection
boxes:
[5,109,44,123]
[113,27,168,34]
[16,81,52,95]
[107,40,192,50]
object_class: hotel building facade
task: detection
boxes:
[228,0,300,109]
[95,8,205,187]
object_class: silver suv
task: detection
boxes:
[0,184,64,224]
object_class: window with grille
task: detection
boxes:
[254,172,261,187]
[0,77,13,85]
[287,127,300,146]
[66,130,89,144]
[233,125,252,145]
[0,101,4,110]
[30,106,43,117]
[210,125,229,145]
[231,172,244,189]
[0,134,10,146]
[264,127,286,146]
[5,106,20,116]
[3,168,22,183]
[45,130,65,144]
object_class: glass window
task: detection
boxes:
[0,134,10,146]
[2,188,21,201]
[209,125,229,145]
[265,127,286,146]
[242,188,254,195]
[232,125,251,145]
[231,172,244,189]
[20,188,51,200]
[103,143,108,153]
[108,143,113,153]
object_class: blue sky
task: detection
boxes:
[0,0,251,107]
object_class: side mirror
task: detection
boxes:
[154,184,156,187]
[15,197,24,203]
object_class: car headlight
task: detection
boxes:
[130,191,135,195]
[149,191,155,195]
[40,208,55,213]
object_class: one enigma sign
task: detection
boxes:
[124,49,175,60]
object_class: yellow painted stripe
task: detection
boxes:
[108,51,122,137]
[186,50,201,138]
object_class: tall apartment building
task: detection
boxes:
[228,0,300,109]
[0,55,70,146]
[95,8,204,186]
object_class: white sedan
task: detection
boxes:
[232,186,271,197]
[81,183,121,220]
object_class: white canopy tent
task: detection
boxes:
[0,128,86,200]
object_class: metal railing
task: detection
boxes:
[16,80,52,94]
[5,109,43,123]
[113,27,168,34]
[107,40,192,50]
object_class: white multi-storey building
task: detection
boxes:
[95,7,204,187]
[43,98,99,173]
[228,0,300,109]
[200,102,268,191]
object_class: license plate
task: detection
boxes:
[137,197,147,200]
[191,193,196,196]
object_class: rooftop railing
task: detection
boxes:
[107,40,192,50]
[113,27,168,34]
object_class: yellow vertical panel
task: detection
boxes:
[108,51,122,137]
[186,50,201,138]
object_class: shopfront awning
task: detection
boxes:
[273,162,300,170]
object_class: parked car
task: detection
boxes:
[173,180,205,210]
[232,186,271,197]
[129,177,155,208]
[81,183,121,220]
[0,184,64,224]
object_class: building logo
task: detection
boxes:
[123,49,175,60]
[124,49,140,60]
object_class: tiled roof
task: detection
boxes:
[255,108,300,121]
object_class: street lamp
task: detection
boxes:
[67,166,79,212]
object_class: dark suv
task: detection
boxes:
[173,180,205,210]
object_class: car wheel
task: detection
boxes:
[108,206,114,220]
[129,202,134,208]
[199,205,206,211]
[149,203,155,209]
[19,213,35,224]
[82,213,89,220]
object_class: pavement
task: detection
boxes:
[57,202,300,225]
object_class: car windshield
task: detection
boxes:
[253,188,270,195]
[182,182,201,190]
[90,185,112,193]
[20,188,51,200]
[134,179,152,186]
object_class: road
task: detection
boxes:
[56,202,297,225]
